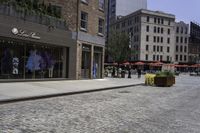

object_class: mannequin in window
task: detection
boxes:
[12,56,19,75]
[26,50,42,72]
[45,52,55,78]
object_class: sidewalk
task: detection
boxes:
[0,75,144,104]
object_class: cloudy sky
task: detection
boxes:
[148,0,200,24]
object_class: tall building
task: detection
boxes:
[110,9,176,63]
[188,22,200,63]
[116,0,147,17]
[108,0,147,21]
[174,22,189,64]
[0,0,106,81]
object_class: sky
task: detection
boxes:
[148,0,200,24]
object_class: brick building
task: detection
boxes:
[0,0,105,81]
[46,0,106,79]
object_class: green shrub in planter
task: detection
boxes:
[154,71,175,87]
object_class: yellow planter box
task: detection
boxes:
[145,74,156,86]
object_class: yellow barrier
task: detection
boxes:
[145,74,156,86]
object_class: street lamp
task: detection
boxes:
[128,32,132,78]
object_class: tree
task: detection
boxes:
[106,30,130,63]
[106,30,130,77]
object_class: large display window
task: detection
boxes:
[0,38,68,80]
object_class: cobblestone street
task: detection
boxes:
[1,75,200,133]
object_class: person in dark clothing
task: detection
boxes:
[112,67,115,77]
[137,68,141,78]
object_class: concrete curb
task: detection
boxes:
[0,83,144,104]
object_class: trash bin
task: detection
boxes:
[121,71,125,78]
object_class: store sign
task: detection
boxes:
[11,28,41,40]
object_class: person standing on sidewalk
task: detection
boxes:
[137,68,141,78]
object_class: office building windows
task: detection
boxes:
[167,56,170,61]
[180,55,182,61]
[161,37,163,43]
[180,37,183,43]
[157,27,160,33]
[185,27,188,34]
[176,27,179,33]
[160,46,163,52]
[161,28,163,34]
[160,55,163,61]
[168,29,170,34]
[180,46,183,52]
[153,36,156,43]
[145,54,148,60]
[146,35,149,42]
[176,36,179,43]
[176,55,178,61]
[147,16,150,22]
[158,18,160,24]
[185,37,188,44]
[157,36,160,43]
[167,38,170,44]
[184,55,187,61]
[154,26,156,33]
[184,46,187,52]
[153,55,156,61]
[157,55,159,60]
[146,45,149,51]
[146,25,149,32]
[168,20,170,25]
[157,46,159,52]
[176,45,178,52]
[161,18,164,24]
[167,47,170,52]
[153,45,156,52]
[181,27,183,34]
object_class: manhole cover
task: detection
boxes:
[118,90,131,93]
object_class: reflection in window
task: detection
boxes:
[0,39,68,80]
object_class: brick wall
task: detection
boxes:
[79,1,105,36]
[44,0,78,31]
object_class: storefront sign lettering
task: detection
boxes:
[11,28,41,40]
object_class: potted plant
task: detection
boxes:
[154,71,175,87]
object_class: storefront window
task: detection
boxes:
[0,38,68,80]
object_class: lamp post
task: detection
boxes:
[128,32,132,78]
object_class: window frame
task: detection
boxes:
[98,18,104,35]
[80,11,88,31]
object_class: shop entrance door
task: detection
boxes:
[81,44,91,79]
[93,53,102,79]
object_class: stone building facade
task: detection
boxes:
[174,22,189,64]
[111,9,175,63]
